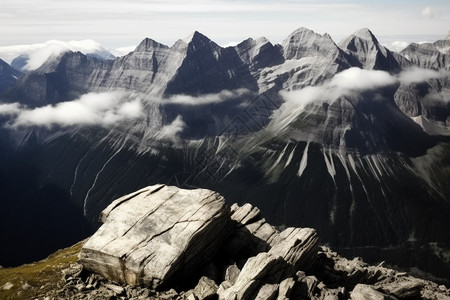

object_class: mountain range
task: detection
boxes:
[0,27,449,282]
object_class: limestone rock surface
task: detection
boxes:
[79,184,233,289]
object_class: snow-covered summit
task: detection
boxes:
[0,39,115,72]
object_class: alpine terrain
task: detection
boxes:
[0,27,449,283]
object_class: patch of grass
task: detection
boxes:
[0,240,85,300]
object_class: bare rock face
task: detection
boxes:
[338,28,402,71]
[79,184,233,289]
[0,59,22,94]
[78,187,320,298]
[38,189,448,300]
[401,39,450,70]
[217,202,319,300]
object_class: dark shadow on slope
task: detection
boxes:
[0,132,90,267]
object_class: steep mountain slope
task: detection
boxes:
[257,28,353,92]
[1,28,450,281]
[338,28,410,71]
[0,59,22,93]
[401,37,450,70]
[5,52,108,107]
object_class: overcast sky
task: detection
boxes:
[1,0,449,50]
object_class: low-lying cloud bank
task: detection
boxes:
[0,88,250,142]
[161,88,250,106]
[281,67,450,107]
[274,67,450,130]
[397,68,450,84]
[0,91,144,128]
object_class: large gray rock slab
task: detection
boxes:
[79,184,232,289]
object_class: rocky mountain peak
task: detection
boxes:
[134,38,168,52]
[180,31,215,48]
[338,28,402,70]
[282,27,339,60]
[352,27,379,43]
[400,37,450,69]
[234,36,284,70]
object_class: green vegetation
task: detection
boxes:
[0,241,84,300]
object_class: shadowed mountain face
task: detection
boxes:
[0,59,22,94]
[1,28,450,282]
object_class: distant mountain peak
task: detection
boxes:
[236,37,271,49]
[290,27,315,35]
[135,38,168,52]
[351,28,379,43]
[282,27,339,60]
[181,31,212,44]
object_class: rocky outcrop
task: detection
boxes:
[401,39,450,70]
[79,184,233,289]
[234,37,284,73]
[79,184,319,298]
[351,284,396,300]
[42,244,449,300]
[75,185,450,300]
[282,27,342,61]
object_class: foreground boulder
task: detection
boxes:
[79,184,233,289]
[22,184,448,300]
[79,184,320,297]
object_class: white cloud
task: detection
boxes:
[424,89,450,103]
[280,67,398,108]
[272,67,401,131]
[24,44,70,71]
[0,103,22,115]
[397,67,450,84]
[0,40,114,70]
[111,46,137,57]
[163,88,249,105]
[421,6,435,19]
[271,66,450,133]
[221,41,240,48]
[10,91,144,128]
[158,115,186,142]
[2,0,449,51]
[329,68,397,93]
[385,41,409,53]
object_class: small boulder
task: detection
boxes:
[351,284,396,300]
[194,276,218,300]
